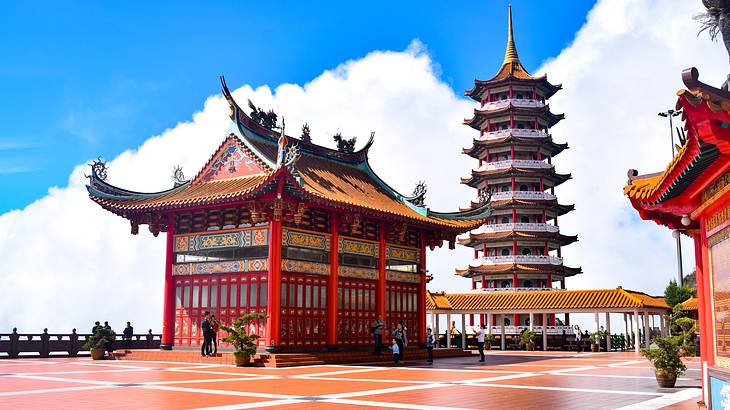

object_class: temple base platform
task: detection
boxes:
[113,347,472,368]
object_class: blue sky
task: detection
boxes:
[0,1,595,213]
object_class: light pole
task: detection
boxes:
[658,109,684,287]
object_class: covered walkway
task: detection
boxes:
[426,287,670,352]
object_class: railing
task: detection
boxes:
[471,223,560,234]
[482,98,544,110]
[469,255,564,266]
[477,128,548,141]
[487,325,574,335]
[0,328,161,358]
[476,160,552,172]
[489,191,557,201]
[473,287,563,293]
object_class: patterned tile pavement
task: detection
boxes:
[0,351,703,409]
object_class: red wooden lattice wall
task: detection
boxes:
[386,281,420,345]
[337,278,377,347]
[174,272,268,347]
[280,273,328,349]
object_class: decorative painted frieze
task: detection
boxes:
[386,246,420,263]
[339,238,378,257]
[282,228,330,251]
[338,266,378,280]
[386,270,421,284]
[172,258,268,276]
[174,228,268,252]
[281,259,330,276]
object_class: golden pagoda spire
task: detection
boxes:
[503,5,520,65]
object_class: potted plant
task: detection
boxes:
[641,335,687,388]
[84,328,115,360]
[674,317,697,357]
[588,331,602,352]
[221,312,267,367]
[484,333,496,350]
[521,330,536,351]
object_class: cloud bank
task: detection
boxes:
[0,0,726,333]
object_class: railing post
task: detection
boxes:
[10,328,19,358]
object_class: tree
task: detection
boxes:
[696,0,730,90]
[664,280,695,308]
[683,270,697,290]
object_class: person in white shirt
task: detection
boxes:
[476,324,486,362]
[573,325,582,353]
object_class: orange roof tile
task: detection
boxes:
[91,174,270,211]
[678,297,698,311]
[425,288,669,311]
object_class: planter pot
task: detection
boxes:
[90,347,105,360]
[233,351,251,367]
[526,342,535,351]
[654,370,678,388]
[591,343,599,352]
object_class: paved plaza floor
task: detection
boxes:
[0,351,702,409]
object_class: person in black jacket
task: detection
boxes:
[201,312,212,357]
[92,321,101,335]
[123,322,134,350]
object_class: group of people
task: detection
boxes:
[200,311,220,357]
[91,320,135,354]
[371,315,413,365]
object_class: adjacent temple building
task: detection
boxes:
[455,6,581,328]
[86,78,489,352]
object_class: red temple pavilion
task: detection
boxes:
[86,78,489,352]
[625,67,730,405]
[456,6,581,330]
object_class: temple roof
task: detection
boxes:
[457,229,578,247]
[624,68,730,229]
[455,262,582,278]
[464,105,565,130]
[87,77,490,232]
[463,135,568,158]
[425,288,668,312]
[678,297,698,311]
[461,167,571,188]
[465,6,561,101]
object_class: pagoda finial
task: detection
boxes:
[503,5,520,66]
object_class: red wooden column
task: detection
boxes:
[693,233,709,397]
[327,213,340,349]
[418,234,427,347]
[377,223,387,319]
[160,213,176,350]
[699,218,716,366]
[265,196,283,351]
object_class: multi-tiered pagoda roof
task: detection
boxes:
[456,6,581,286]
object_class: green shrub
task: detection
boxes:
[641,336,687,377]
[220,313,267,355]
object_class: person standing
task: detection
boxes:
[103,321,111,331]
[201,312,212,357]
[573,325,582,353]
[425,328,435,363]
[92,321,101,335]
[476,324,486,362]
[372,315,385,355]
[209,315,220,356]
[390,338,400,365]
[123,322,134,350]
[393,322,408,362]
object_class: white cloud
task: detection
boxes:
[539,0,725,294]
[0,0,724,334]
